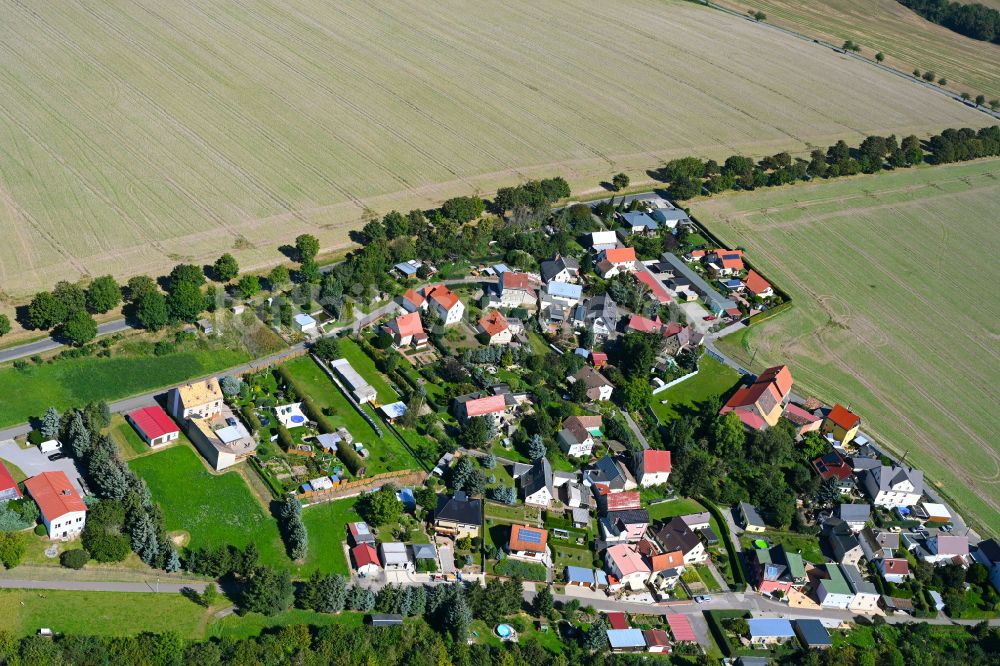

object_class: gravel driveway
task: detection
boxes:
[0,439,86,494]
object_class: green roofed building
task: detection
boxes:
[817,563,854,609]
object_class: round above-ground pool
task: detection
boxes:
[290,415,305,423]
[495,624,514,639]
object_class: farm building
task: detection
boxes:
[126,405,180,447]
[330,358,377,404]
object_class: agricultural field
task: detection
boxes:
[129,444,289,566]
[0,0,989,297]
[694,159,1000,532]
[714,0,1000,99]
[0,345,250,428]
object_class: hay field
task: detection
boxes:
[714,0,1000,99]
[694,160,1000,532]
[0,0,990,297]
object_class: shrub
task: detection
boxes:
[493,559,547,581]
[60,549,90,570]
[34,524,47,536]
[337,439,365,476]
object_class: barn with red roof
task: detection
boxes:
[126,405,180,447]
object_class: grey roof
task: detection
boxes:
[840,563,878,595]
[976,538,1000,565]
[571,507,591,524]
[653,516,701,554]
[521,457,553,498]
[412,543,437,560]
[606,509,650,526]
[680,512,711,528]
[658,253,737,313]
[511,462,532,479]
[594,455,626,488]
[739,502,765,527]
[794,619,832,647]
[824,518,862,561]
[435,492,482,526]
[851,456,882,472]
[864,465,924,497]
[584,294,618,324]
[837,504,871,523]
[540,256,579,282]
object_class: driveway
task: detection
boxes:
[438,544,455,574]
[0,439,86,494]
[677,301,714,335]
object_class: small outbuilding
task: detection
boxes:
[368,614,404,627]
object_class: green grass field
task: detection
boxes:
[129,445,288,566]
[0,347,250,428]
[0,0,987,298]
[298,498,362,576]
[649,355,741,424]
[0,589,207,638]
[694,160,1000,532]
[108,414,154,460]
[207,608,366,639]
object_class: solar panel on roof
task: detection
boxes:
[520,529,542,543]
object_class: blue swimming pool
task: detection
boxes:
[290,415,305,423]
[495,624,513,638]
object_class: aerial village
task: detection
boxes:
[3,193,995,661]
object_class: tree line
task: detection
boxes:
[657,125,1000,201]
[899,0,1000,44]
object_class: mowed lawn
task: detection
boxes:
[0,0,988,297]
[695,160,1000,532]
[713,0,1000,99]
[650,356,741,424]
[129,445,288,567]
[0,589,207,638]
[0,348,250,428]
[282,356,419,475]
[298,498,362,576]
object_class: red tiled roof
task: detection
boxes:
[627,314,662,334]
[757,365,793,399]
[642,449,672,474]
[351,543,380,569]
[24,472,86,521]
[812,452,853,481]
[403,288,425,307]
[590,352,608,366]
[127,405,178,441]
[667,614,696,642]
[644,629,670,647]
[883,558,909,575]
[744,270,772,295]
[650,550,684,571]
[0,461,21,499]
[463,395,507,417]
[607,612,628,630]
[826,404,861,431]
[423,284,460,310]
[602,247,637,264]
[604,491,641,511]
[784,403,820,425]
[726,407,768,431]
[478,310,509,336]
[501,271,531,290]
[636,270,671,303]
[509,524,548,553]
[688,250,706,259]
[661,322,684,338]
[725,307,742,317]
[392,311,424,338]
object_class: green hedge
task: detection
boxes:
[249,457,285,498]
[698,496,747,591]
[337,439,365,476]
[704,610,749,658]
[276,423,294,451]
[240,404,262,434]
[746,299,793,326]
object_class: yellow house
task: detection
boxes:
[821,404,861,444]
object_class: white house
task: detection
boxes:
[604,543,651,591]
[543,281,583,309]
[379,542,413,571]
[169,378,224,420]
[423,284,464,325]
[496,271,534,308]
[521,457,554,507]
[558,415,601,458]
[24,471,87,540]
[636,449,671,487]
[596,247,638,279]
[816,564,854,609]
[862,465,924,508]
[590,230,619,252]
[294,313,317,334]
[571,366,615,402]
[924,535,970,565]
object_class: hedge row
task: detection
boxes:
[745,299,793,327]
[697,496,747,591]
[337,439,365,476]
[240,404,262,434]
[493,558,548,581]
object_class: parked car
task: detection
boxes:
[702,315,716,321]
[694,595,712,603]
[47,452,66,461]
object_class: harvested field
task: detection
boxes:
[714,0,1000,99]
[694,160,1000,532]
[0,0,990,296]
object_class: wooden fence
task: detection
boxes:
[300,469,427,504]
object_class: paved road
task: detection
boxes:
[0,319,133,365]
[622,411,650,450]
[0,579,208,593]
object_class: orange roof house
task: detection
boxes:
[458,394,508,420]
[385,311,427,347]
[602,247,637,265]
[720,365,794,429]
[744,270,773,298]
[478,310,510,343]
[401,288,425,310]
[509,524,548,554]
[650,550,684,572]
[24,471,87,539]
[821,404,862,444]
[424,284,459,311]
